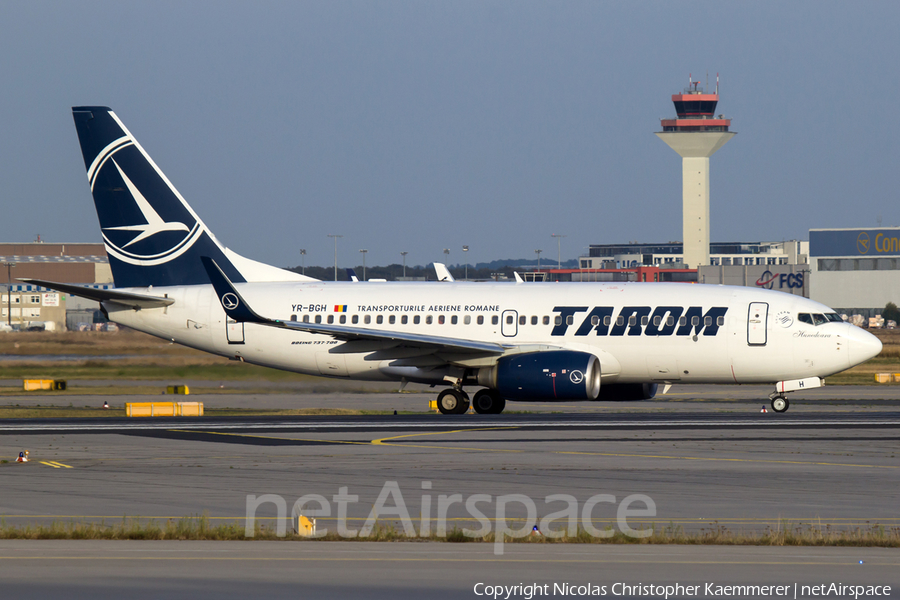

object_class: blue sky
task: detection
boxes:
[1,1,898,269]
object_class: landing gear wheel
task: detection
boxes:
[771,396,789,413]
[472,389,506,414]
[437,389,470,415]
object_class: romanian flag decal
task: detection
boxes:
[334,305,348,313]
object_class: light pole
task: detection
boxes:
[359,249,367,282]
[551,234,566,269]
[535,249,542,271]
[400,251,408,279]
[4,262,14,327]
[462,245,469,281]
[327,234,342,281]
[299,249,306,275]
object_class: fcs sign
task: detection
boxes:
[755,270,804,291]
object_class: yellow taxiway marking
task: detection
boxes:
[555,450,900,469]
[38,461,73,469]
[367,428,899,469]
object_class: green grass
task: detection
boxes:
[1,516,897,547]
[0,361,315,382]
[0,406,405,419]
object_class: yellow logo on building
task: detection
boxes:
[857,231,870,254]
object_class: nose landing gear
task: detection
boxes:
[768,392,790,413]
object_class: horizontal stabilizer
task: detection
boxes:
[18,279,175,309]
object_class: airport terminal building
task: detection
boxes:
[809,227,900,317]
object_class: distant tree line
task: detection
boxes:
[285,263,535,282]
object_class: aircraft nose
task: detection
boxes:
[846,324,883,366]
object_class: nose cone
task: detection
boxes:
[846,325,883,366]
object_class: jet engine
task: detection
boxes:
[477,351,601,401]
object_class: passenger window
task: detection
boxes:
[413,315,420,325]
[389,315,396,325]
[653,315,661,327]
[628,316,636,327]
[616,316,624,326]
[352,315,359,324]
[640,316,648,326]
[327,315,334,324]
[531,316,537,325]
[451,315,458,325]
[543,316,550,325]
[679,316,686,326]
[376,315,384,324]
[426,315,433,325]
[798,313,813,325]
[364,315,371,324]
[303,315,310,323]
[604,316,611,326]
[554,316,562,326]
[518,316,526,325]
[666,316,674,326]
[464,315,471,325]
[566,315,574,326]
[339,315,346,324]
[290,314,297,322]
[704,316,712,327]
[507,315,514,325]
[401,315,408,325]
[691,316,699,326]
[315,315,322,324]
[439,315,445,325]
[492,316,499,325]
[591,315,600,326]
[716,316,725,326]
[477,316,484,325]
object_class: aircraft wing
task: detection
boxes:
[17,279,175,309]
[201,257,508,355]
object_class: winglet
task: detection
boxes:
[201,256,267,324]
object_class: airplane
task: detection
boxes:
[24,106,883,415]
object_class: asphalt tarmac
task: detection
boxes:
[1,387,898,598]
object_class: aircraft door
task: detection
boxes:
[747,302,768,346]
[501,310,518,337]
[226,318,245,344]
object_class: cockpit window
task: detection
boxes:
[799,312,842,326]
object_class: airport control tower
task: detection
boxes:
[656,75,735,269]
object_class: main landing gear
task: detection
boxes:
[435,388,506,415]
[768,392,790,413]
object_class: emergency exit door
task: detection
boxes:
[747,302,768,346]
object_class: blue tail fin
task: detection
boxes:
[72,107,306,288]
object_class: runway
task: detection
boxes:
[1,391,898,598]
[0,541,896,600]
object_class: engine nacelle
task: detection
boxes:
[595,383,658,401]
[477,351,601,401]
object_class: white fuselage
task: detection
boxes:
[104,281,877,388]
